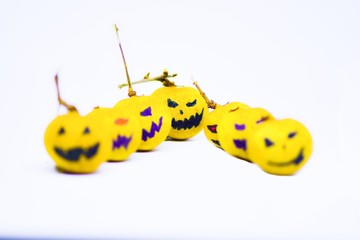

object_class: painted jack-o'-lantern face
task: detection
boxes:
[87,107,142,161]
[203,102,249,148]
[114,95,171,151]
[152,86,208,140]
[217,107,274,161]
[248,119,313,175]
[44,111,112,173]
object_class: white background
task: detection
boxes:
[0,0,359,239]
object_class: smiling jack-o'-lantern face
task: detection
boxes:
[217,107,274,161]
[114,95,171,151]
[87,107,142,161]
[44,111,112,173]
[151,86,208,140]
[247,119,313,175]
[204,102,249,148]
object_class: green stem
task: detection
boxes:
[118,69,177,89]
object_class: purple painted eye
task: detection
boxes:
[235,124,246,131]
[288,132,297,138]
[265,138,274,147]
[58,127,65,135]
[140,107,152,117]
[256,116,269,124]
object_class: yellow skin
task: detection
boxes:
[217,107,274,161]
[114,95,171,151]
[152,86,209,140]
[203,102,249,148]
[44,111,112,173]
[247,119,313,176]
[87,107,142,161]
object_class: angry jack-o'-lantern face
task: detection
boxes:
[217,107,274,161]
[44,111,112,173]
[203,102,249,148]
[248,119,313,175]
[87,107,142,161]
[152,86,208,140]
[114,95,171,151]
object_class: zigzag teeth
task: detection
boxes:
[142,117,163,141]
[112,135,132,150]
[171,109,204,130]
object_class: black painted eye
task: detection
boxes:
[186,99,197,107]
[83,127,90,135]
[288,132,297,139]
[58,127,65,135]
[167,99,178,108]
[265,138,274,147]
[140,107,152,116]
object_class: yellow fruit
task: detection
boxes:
[203,102,249,148]
[44,111,112,173]
[87,107,142,161]
[248,119,313,175]
[217,107,274,161]
[114,95,171,151]
[152,86,208,140]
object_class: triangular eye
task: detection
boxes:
[58,127,65,135]
[83,127,90,135]
[167,99,178,108]
[288,132,297,138]
[265,138,274,147]
[207,125,218,133]
[186,99,197,107]
[140,107,152,116]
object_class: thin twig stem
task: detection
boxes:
[55,74,77,112]
[118,69,177,89]
[114,24,136,97]
[193,81,218,109]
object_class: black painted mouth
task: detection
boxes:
[268,148,305,167]
[211,139,221,147]
[142,117,163,141]
[54,143,100,162]
[172,108,204,130]
[112,134,132,150]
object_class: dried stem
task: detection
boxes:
[118,69,177,89]
[193,81,218,109]
[55,74,77,112]
[114,24,136,97]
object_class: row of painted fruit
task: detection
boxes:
[44,26,313,176]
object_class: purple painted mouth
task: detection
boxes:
[234,139,247,151]
[268,148,305,167]
[142,117,163,141]
[112,134,132,150]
